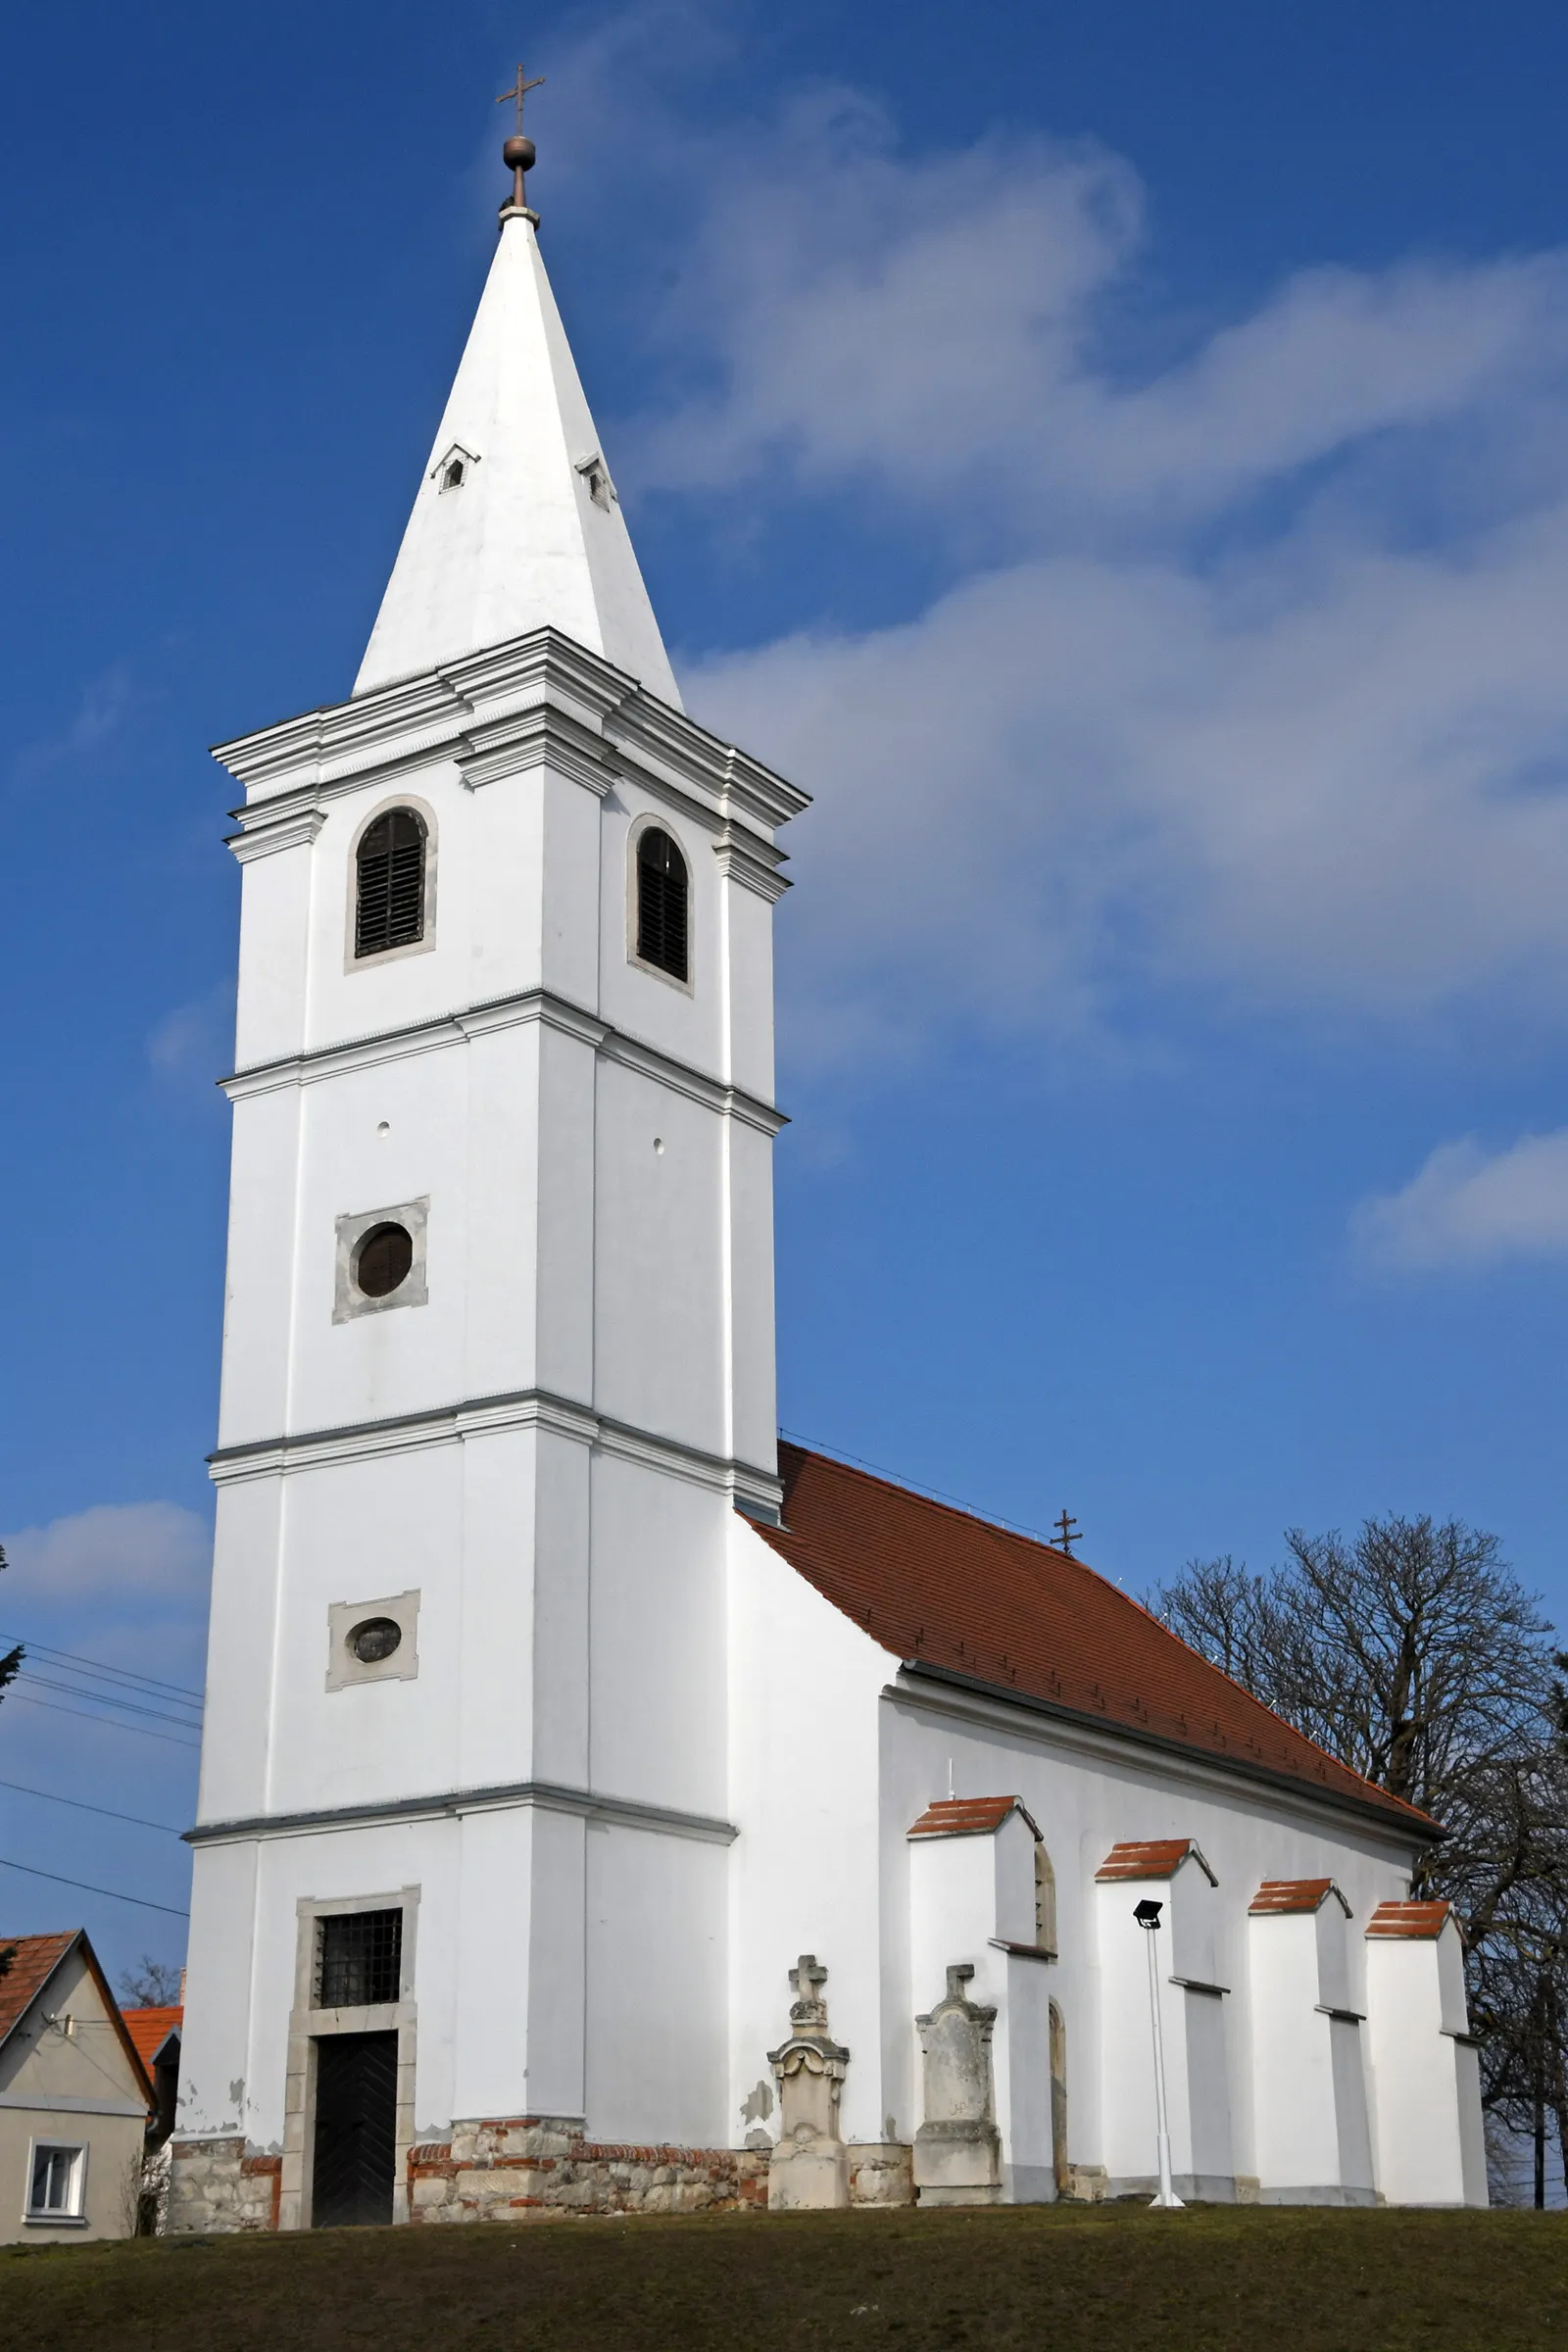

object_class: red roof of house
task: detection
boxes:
[0,1933,76,2049]
[122,2005,182,2069]
[1096,1838,1216,1885]
[751,1446,1435,1838]
[0,1931,155,2107]
[1367,1899,1452,1939]
[1250,1878,1350,1917]
[908,1795,1039,1840]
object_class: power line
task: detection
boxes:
[21,1672,203,1733]
[0,1778,184,1837]
[0,1635,203,1706]
[8,1692,201,1750]
[0,1855,188,1919]
[20,1658,204,1717]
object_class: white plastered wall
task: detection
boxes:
[1249,1896,1375,2203]
[1364,1918,1488,2206]
[187,645,793,2199]
[906,1810,1054,2200]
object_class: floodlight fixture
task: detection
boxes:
[1134,1899,1163,1929]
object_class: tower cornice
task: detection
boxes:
[216,627,807,855]
[218,980,788,1134]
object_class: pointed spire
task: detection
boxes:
[353,124,682,708]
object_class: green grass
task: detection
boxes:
[4,2204,1564,2352]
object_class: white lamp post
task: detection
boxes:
[1135,1897,1185,2209]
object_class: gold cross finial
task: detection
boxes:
[498,62,545,132]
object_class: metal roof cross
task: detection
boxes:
[497,62,546,131]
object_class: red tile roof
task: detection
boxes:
[1097,1838,1216,1885]
[908,1795,1039,1840]
[1367,1899,1452,1939]
[0,1933,76,2050]
[1250,1879,1350,1917]
[751,1446,1436,1838]
[122,2005,182,2069]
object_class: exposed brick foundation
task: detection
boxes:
[408,2118,770,2221]
[174,2120,926,2229]
[169,2139,283,2233]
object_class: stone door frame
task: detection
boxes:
[280,1886,419,2231]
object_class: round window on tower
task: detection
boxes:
[349,1617,404,1666]
[354,1222,414,1299]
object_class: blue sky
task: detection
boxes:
[6,0,1568,1983]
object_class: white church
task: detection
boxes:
[170,124,1487,2230]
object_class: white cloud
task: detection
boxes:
[633,92,1568,540]
[690,514,1568,1056]
[601,86,1568,1055]
[1353,1131,1568,1269]
[2,1502,212,1604]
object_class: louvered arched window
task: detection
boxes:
[635,826,689,983]
[355,808,426,958]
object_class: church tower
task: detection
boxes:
[172,125,807,2230]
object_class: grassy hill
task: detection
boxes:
[5,2203,1563,2351]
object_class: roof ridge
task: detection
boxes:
[780,1440,1076,1564]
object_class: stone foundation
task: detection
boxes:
[172,2119,925,2228]
[169,2138,282,2233]
[408,2118,771,2222]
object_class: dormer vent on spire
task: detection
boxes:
[575,452,616,510]
[352,122,681,707]
[431,442,480,492]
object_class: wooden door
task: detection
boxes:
[312,2032,399,2227]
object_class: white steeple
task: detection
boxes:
[355,146,681,706]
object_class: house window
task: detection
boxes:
[443,460,465,490]
[1035,1842,1057,1956]
[635,826,689,983]
[27,2142,85,2222]
[318,1908,403,2009]
[355,808,426,958]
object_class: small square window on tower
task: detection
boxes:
[333,1199,429,1322]
[326,1591,420,1691]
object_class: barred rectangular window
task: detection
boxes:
[318,1908,403,2008]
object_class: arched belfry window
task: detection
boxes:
[355,808,426,959]
[1034,1841,1057,1957]
[634,826,689,983]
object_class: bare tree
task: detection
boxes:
[1152,1515,1568,2205]
[118,1956,183,2008]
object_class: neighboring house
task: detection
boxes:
[0,1933,155,2242]
[121,2006,183,2147]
